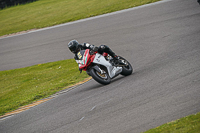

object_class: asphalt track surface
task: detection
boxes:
[0,0,200,132]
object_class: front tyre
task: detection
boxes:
[119,56,133,76]
[90,68,111,85]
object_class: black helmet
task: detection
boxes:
[68,40,80,54]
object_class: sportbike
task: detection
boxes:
[76,49,133,85]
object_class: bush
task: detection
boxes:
[0,0,37,9]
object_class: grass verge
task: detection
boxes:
[0,59,89,116]
[0,0,160,36]
[143,112,200,133]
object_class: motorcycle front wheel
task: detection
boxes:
[90,68,111,85]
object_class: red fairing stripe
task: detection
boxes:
[79,49,96,71]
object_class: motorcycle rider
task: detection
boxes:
[68,40,120,72]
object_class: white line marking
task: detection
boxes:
[79,116,85,121]
[90,106,96,111]
[91,106,96,111]
[0,115,14,121]
[98,99,112,107]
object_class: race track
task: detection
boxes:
[0,0,200,132]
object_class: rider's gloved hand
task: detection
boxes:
[92,46,98,52]
[79,68,82,73]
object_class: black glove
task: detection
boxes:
[92,46,98,52]
[79,68,82,73]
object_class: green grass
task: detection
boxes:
[0,59,89,116]
[0,0,160,36]
[144,112,200,133]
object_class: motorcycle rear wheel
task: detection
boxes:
[90,68,111,85]
[119,56,133,76]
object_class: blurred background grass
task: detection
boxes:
[0,0,159,36]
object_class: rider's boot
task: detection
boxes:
[98,45,123,65]
[111,54,122,66]
[113,55,119,61]
[112,55,127,66]
[106,49,122,65]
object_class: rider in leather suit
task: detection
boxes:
[68,40,119,60]
[68,40,120,72]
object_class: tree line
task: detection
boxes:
[0,0,37,9]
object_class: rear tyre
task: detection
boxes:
[90,68,111,85]
[119,56,133,76]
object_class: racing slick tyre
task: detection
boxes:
[90,68,111,85]
[119,56,133,76]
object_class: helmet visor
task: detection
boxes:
[69,44,77,53]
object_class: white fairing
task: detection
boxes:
[93,53,122,78]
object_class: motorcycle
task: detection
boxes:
[76,49,133,85]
